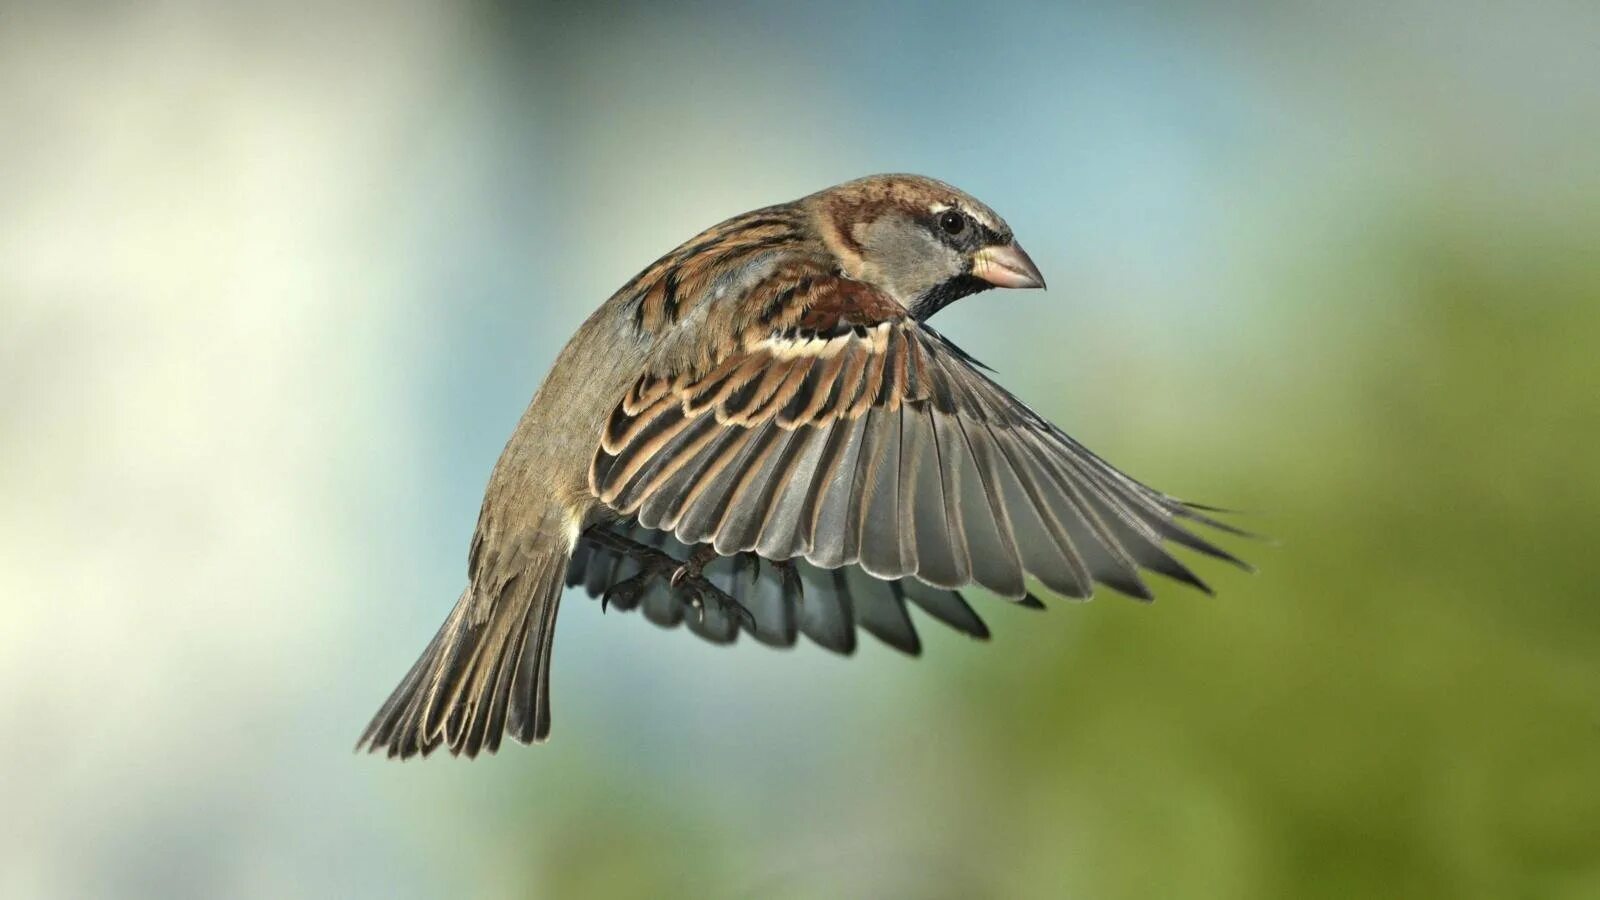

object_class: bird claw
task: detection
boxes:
[600,572,651,613]
[589,537,757,632]
[680,577,757,633]
[770,558,804,606]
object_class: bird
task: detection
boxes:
[357,173,1250,759]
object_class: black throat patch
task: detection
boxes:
[909,273,991,321]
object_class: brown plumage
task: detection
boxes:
[358,173,1251,759]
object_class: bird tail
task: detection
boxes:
[357,546,569,759]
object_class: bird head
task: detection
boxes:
[805,173,1045,320]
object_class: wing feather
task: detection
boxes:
[568,520,1000,656]
[588,270,1248,612]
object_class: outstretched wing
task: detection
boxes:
[589,268,1249,604]
[567,518,1009,655]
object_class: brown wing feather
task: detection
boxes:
[589,267,1247,602]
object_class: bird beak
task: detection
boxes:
[971,241,1047,290]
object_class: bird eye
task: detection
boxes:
[938,210,967,236]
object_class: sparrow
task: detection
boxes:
[358,174,1249,759]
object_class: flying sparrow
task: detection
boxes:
[359,174,1249,759]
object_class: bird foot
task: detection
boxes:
[676,574,757,633]
[591,532,757,630]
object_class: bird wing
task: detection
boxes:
[566,517,1002,656]
[589,269,1249,602]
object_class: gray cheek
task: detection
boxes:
[887,236,962,301]
[863,219,963,303]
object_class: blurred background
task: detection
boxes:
[4,1,1598,897]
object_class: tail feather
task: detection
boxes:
[357,548,568,759]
